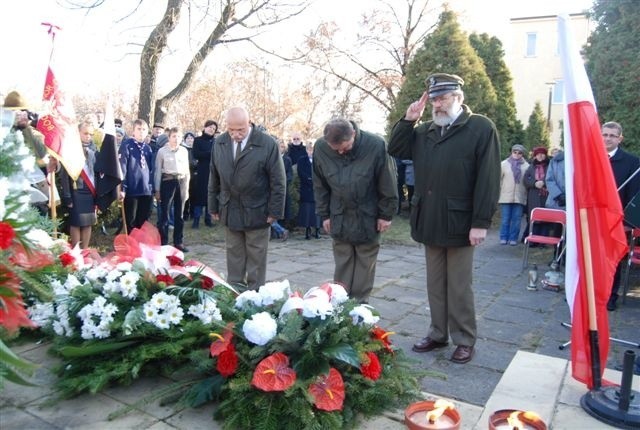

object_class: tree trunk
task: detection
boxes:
[138,0,182,126]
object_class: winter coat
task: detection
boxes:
[523,159,550,218]
[388,105,500,247]
[192,131,215,206]
[610,147,640,208]
[118,137,154,196]
[297,155,315,203]
[208,126,286,231]
[313,122,398,245]
[545,151,566,209]
[287,143,307,166]
[498,157,529,204]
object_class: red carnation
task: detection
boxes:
[59,252,75,267]
[252,352,297,392]
[308,368,345,411]
[216,343,238,377]
[200,276,214,290]
[361,351,382,381]
[156,273,174,285]
[0,222,16,249]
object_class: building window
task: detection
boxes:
[526,32,537,57]
[552,80,564,104]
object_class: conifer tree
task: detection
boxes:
[387,8,497,134]
[583,0,640,154]
[523,102,550,152]
[469,33,523,154]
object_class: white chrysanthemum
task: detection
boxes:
[258,280,291,306]
[77,296,118,340]
[105,270,122,283]
[24,229,54,249]
[242,312,277,345]
[235,290,262,309]
[28,302,54,327]
[166,306,184,325]
[153,315,171,330]
[302,296,334,320]
[188,298,222,324]
[143,303,159,321]
[102,281,121,294]
[63,274,82,292]
[150,291,172,309]
[52,303,73,337]
[51,278,66,296]
[118,271,140,299]
[85,266,109,282]
[326,283,349,305]
[349,304,379,325]
[279,296,304,317]
[115,262,133,272]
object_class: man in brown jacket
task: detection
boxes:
[388,73,500,364]
[208,107,286,290]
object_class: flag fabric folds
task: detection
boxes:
[36,66,84,181]
[95,98,123,212]
[558,14,628,389]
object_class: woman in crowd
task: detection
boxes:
[297,141,321,239]
[523,146,550,239]
[499,144,529,245]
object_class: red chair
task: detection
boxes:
[622,228,640,304]
[522,208,566,269]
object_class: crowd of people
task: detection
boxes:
[4,68,638,366]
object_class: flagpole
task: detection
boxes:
[119,185,128,235]
[578,208,602,390]
[49,171,57,237]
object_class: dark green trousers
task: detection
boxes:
[224,226,270,290]
[332,238,380,303]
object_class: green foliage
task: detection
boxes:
[469,33,523,157]
[0,339,38,388]
[387,8,498,135]
[523,102,551,152]
[584,0,640,156]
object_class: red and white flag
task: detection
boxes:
[36,25,84,181]
[558,14,628,389]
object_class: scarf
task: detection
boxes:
[508,156,524,184]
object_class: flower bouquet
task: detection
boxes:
[179,281,425,429]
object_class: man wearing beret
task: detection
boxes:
[388,73,500,364]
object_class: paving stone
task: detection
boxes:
[103,376,181,420]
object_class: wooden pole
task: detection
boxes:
[578,207,602,389]
[49,171,57,237]
[118,185,128,235]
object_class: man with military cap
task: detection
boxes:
[388,73,500,364]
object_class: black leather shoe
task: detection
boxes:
[607,298,617,311]
[412,337,448,353]
[451,345,474,364]
[174,244,189,253]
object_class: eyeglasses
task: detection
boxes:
[292,138,301,141]
[602,133,620,138]
[428,94,453,105]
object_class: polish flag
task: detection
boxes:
[558,14,627,388]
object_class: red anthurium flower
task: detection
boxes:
[308,368,345,411]
[0,222,16,249]
[251,352,297,392]
[216,343,238,377]
[9,244,55,270]
[361,351,382,381]
[156,273,174,284]
[0,266,35,333]
[209,323,235,357]
[371,325,395,353]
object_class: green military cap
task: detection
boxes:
[425,73,464,98]
[2,91,30,110]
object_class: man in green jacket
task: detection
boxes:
[313,118,398,303]
[388,73,500,364]
[208,107,286,290]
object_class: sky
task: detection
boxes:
[0,0,594,131]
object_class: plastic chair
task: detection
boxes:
[621,228,640,304]
[522,208,566,269]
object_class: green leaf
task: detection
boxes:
[0,364,37,386]
[322,344,360,367]
[182,375,225,407]
[57,340,141,358]
[0,340,38,372]
[122,308,144,336]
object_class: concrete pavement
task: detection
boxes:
[2,225,639,428]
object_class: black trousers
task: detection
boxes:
[123,195,153,232]
[159,179,187,245]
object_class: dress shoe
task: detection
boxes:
[314,228,320,239]
[450,345,474,364]
[174,244,189,253]
[412,337,448,353]
[607,298,617,311]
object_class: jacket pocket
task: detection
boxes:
[409,195,423,240]
[242,198,269,229]
[218,192,230,224]
[447,197,472,236]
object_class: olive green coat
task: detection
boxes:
[388,106,500,247]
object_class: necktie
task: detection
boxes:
[235,141,242,163]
